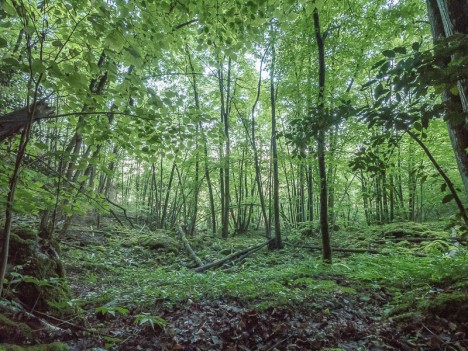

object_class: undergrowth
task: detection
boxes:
[62,221,468,315]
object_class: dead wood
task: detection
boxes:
[177,225,203,267]
[374,237,447,244]
[299,245,381,254]
[284,242,428,257]
[194,240,272,273]
[0,102,54,142]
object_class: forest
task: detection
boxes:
[0,0,467,350]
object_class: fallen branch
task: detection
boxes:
[194,240,272,273]
[0,298,64,334]
[375,237,448,244]
[177,225,203,267]
[232,243,267,265]
[284,242,427,256]
[283,242,381,254]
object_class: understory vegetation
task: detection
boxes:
[1,0,468,350]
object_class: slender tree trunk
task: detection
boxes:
[218,58,232,238]
[0,101,41,296]
[249,48,271,240]
[313,8,332,262]
[270,30,283,250]
[407,130,468,224]
[161,161,176,228]
[360,171,371,225]
[186,50,202,236]
[204,143,216,234]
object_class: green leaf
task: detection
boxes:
[3,57,19,66]
[371,59,387,70]
[394,46,406,55]
[105,29,125,51]
[2,1,17,16]
[0,37,7,48]
[450,85,459,96]
[31,60,47,74]
[412,42,420,51]
[442,194,454,204]
[382,50,395,58]
[361,79,376,90]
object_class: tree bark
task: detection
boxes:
[426,0,468,193]
[313,7,332,263]
[177,225,203,267]
[270,28,283,250]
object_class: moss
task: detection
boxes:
[421,291,468,322]
[389,311,424,323]
[420,240,450,254]
[378,222,448,239]
[129,232,178,252]
[6,225,76,319]
[12,226,39,241]
[10,234,35,247]
[0,314,32,342]
[395,240,411,248]
[0,342,69,351]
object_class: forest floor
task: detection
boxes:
[2,220,468,350]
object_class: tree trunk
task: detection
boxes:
[313,7,332,263]
[249,48,271,240]
[426,0,468,193]
[270,30,283,250]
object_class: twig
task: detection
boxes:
[266,336,291,351]
[422,323,458,351]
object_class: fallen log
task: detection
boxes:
[178,225,203,267]
[0,102,54,141]
[374,237,460,244]
[284,242,427,257]
[297,244,381,254]
[194,240,272,273]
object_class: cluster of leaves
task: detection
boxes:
[361,34,468,132]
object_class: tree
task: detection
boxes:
[312,6,332,263]
[426,0,468,193]
[269,25,283,250]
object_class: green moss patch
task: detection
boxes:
[119,229,178,252]
[422,291,468,322]
[0,314,32,342]
[378,222,448,239]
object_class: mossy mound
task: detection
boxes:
[6,226,75,318]
[420,239,453,254]
[378,222,448,239]
[389,288,468,324]
[0,314,32,343]
[0,342,69,351]
[422,291,468,322]
[123,230,178,252]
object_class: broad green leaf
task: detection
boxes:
[394,46,406,55]
[442,194,454,204]
[2,0,17,16]
[382,50,395,58]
